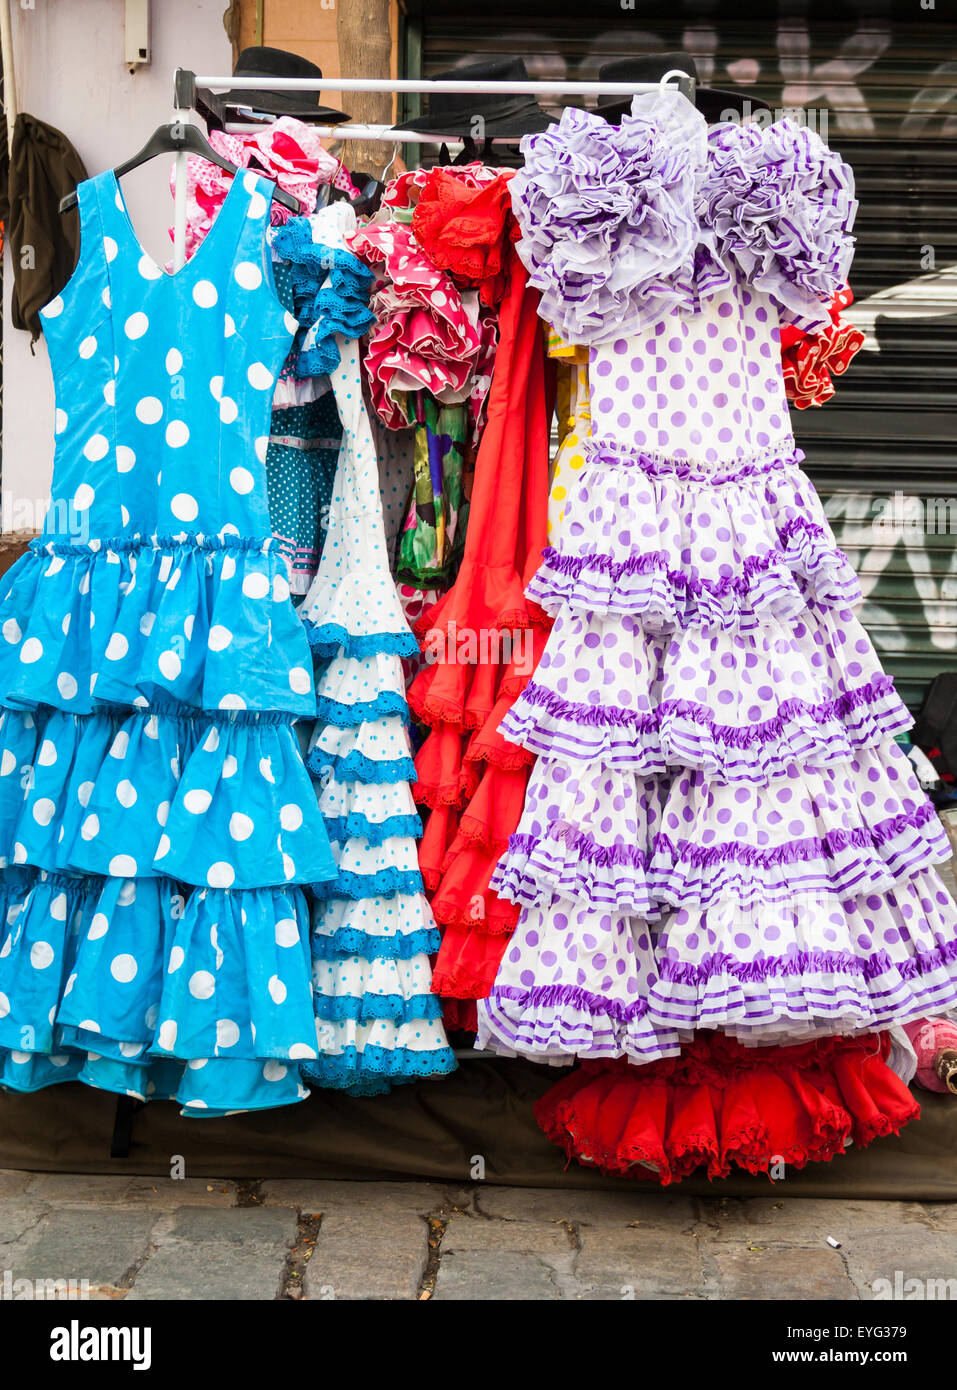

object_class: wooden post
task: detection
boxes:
[337,0,393,175]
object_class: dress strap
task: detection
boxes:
[38,174,113,346]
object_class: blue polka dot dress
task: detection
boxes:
[0,168,339,1115]
[295,205,456,1095]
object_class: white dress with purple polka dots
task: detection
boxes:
[480,183,957,1060]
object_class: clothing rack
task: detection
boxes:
[171,67,695,270]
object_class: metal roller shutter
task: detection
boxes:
[401,0,957,708]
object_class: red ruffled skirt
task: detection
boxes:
[535,1033,919,1185]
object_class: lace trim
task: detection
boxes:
[311,867,424,900]
[311,925,441,961]
[307,747,417,786]
[322,812,423,846]
[305,622,420,660]
[312,992,443,1023]
[299,1043,457,1091]
[315,690,409,728]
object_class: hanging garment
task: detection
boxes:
[545,329,591,545]
[780,285,865,409]
[171,116,358,262]
[350,219,484,431]
[0,168,339,1114]
[264,226,375,595]
[372,416,416,561]
[536,1034,920,1184]
[295,204,455,1095]
[479,91,957,1070]
[409,237,552,1027]
[395,392,471,590]
[0,113,88,343]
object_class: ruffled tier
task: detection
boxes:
[317,772,421,846]
[0,868,321,1113]
[314,651,409,726]
[650,868,957,1040]
[425,761,529,943]
[412,724,471,809]
[312,834,423,900]
[476,901,681,1064]
[0,703,336,890]
[525,442,861,630]
[299,512,418,660]
[650,744,949,910]
[307,717,416,785]
[493,743,946,913]
[491,762,661,914]
[430,917,516,1001]
[306,935,455,1094]
[312,953,442,1024]
[535,1035,919,1184]
[0,534,315,716]
[299,1030,456,1097]
[500,602,912,783]
[310,892,441,961]
[410,618,550,732]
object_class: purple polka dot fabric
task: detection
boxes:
[476,266,957,1065]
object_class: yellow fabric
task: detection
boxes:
[546,325,589,365]
[547,360,590,544]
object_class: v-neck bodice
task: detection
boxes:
[39,167,298,542]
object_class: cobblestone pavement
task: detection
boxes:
[0,1169,954,1300]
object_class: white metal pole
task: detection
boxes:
[192,74,689,96]
[0,0,18,155]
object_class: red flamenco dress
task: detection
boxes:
[537,1034,919,1186]
[407,173,552,1031]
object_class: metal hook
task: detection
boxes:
[380,141,400,184]
[659,68,688,93]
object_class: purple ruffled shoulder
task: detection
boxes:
[694,118,858,332]
[511,93,857,342]
[510,89,703,345]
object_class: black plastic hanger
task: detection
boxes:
[326,142,399,218]
[58,120,301,214]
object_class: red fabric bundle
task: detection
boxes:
[412,168,520,309]
[780,284,865,408]
[535,1033,919,1185]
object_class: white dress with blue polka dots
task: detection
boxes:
[293,205,455,1094]
[0,168,339,1115]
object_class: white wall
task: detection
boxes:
[2,0,231,523]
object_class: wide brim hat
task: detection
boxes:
[215,47,349,124]
[595,54,772,125]
[392,57,554,138]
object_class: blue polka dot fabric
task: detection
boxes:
[0,168,339,1115]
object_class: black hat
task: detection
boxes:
[594,54,772,126]
[392,57,554,139]
[214,47,349,124]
